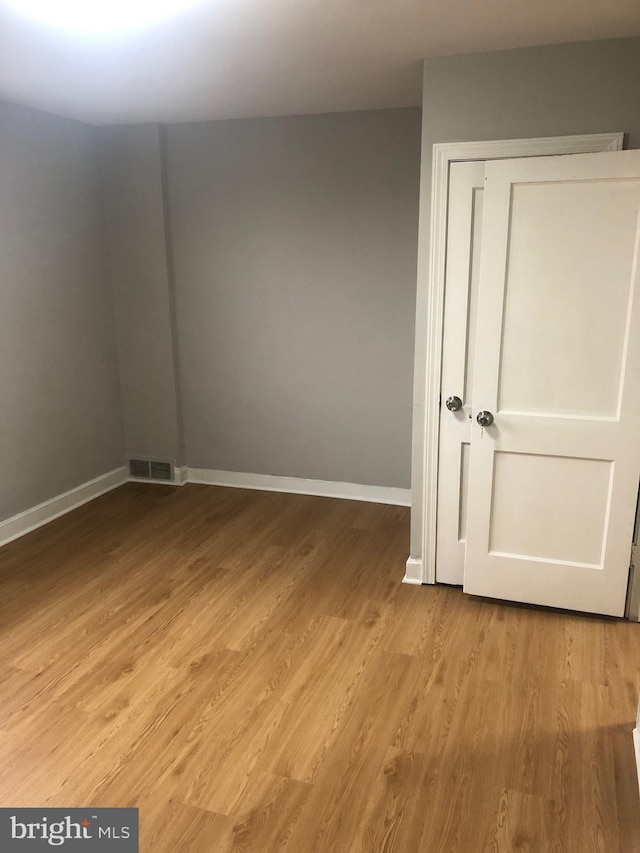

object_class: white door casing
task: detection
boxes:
[436,161,485,584]
[463,150,640,617]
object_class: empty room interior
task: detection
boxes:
[1,1,640,850]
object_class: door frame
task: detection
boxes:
[404,132,624,587]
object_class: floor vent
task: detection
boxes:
[150,461,172,481]
[129,459,174,481]
[129,459,150,479]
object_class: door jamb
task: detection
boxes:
[405,132,624,587]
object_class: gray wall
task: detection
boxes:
[99,125,183,466]
[0,102,124,522]
[165,108,421,487]
[410,37,640,556]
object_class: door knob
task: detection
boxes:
[445,395,463,412]
[476,410,494,427]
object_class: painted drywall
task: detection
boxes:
[410,36,640,558]
[165,108,421,487]
[99,125,183,466]
[0,102,124,522]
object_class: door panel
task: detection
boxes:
[436,161,485,584]
[463,151,640,616]
[457,441,471,543]
[463,185,484,407]
[498,180,639,418]
[489,451,612,566]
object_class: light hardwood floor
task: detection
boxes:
[0,483,639,852]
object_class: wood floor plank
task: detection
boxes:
[0,482,639,852]
[225,772,312,853]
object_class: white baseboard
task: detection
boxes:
[403,557,425,585]
[187,468,411,507]
[0,467,128,549]
[0,465,409,551]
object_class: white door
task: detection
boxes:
[436,161,485,584]
[463,150,640,617]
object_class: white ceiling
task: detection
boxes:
[1,0,639,126]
